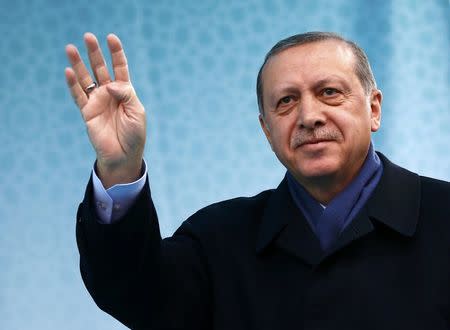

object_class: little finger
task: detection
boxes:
[65,67,88,111]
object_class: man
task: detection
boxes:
[66,32,450,330]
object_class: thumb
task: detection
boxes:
[106,82,137,105]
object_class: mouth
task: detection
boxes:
[299,139,334,147]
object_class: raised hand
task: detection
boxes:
[65,33,146,188]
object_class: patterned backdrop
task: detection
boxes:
[0,0,448,329]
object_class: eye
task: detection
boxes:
[279,96,294,105]
[322,88,339,96]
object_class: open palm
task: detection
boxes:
[65,33,146,186]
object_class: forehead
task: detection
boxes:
[261,40,358,93]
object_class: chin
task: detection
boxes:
[291,159,341,181]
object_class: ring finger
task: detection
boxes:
[84,32,111,85]
[65,44,96,92]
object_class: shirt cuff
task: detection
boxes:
[92,159,148,224]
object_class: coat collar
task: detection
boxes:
[365,152,420,236]
[255,152,421,266]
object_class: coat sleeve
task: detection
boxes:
[76,175,212,329]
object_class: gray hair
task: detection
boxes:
[256,32,377,114]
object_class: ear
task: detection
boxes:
[259,114,273,150]
[369,89,382,132]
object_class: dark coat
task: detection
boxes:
[76,153,450,329]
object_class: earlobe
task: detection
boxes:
[259,114,273,150]
[370,89,382,132]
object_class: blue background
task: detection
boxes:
[0,0,449,329]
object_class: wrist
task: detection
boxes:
[96,158,144,189]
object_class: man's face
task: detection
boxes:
[259,40,382,191]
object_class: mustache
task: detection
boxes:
[291,128,342,148]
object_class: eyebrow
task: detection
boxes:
[269,75,348,96]
[312,75,349,89]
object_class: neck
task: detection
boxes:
[298,177,353,205]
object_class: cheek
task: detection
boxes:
[335,111,371,140]
[271,122,294,151]
[338,117,373,157]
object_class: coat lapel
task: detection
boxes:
[256,178,323,266]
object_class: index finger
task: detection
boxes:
[107,34,130,82]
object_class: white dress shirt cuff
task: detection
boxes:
[92,159,148,224]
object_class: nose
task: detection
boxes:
[296,95,326,129]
